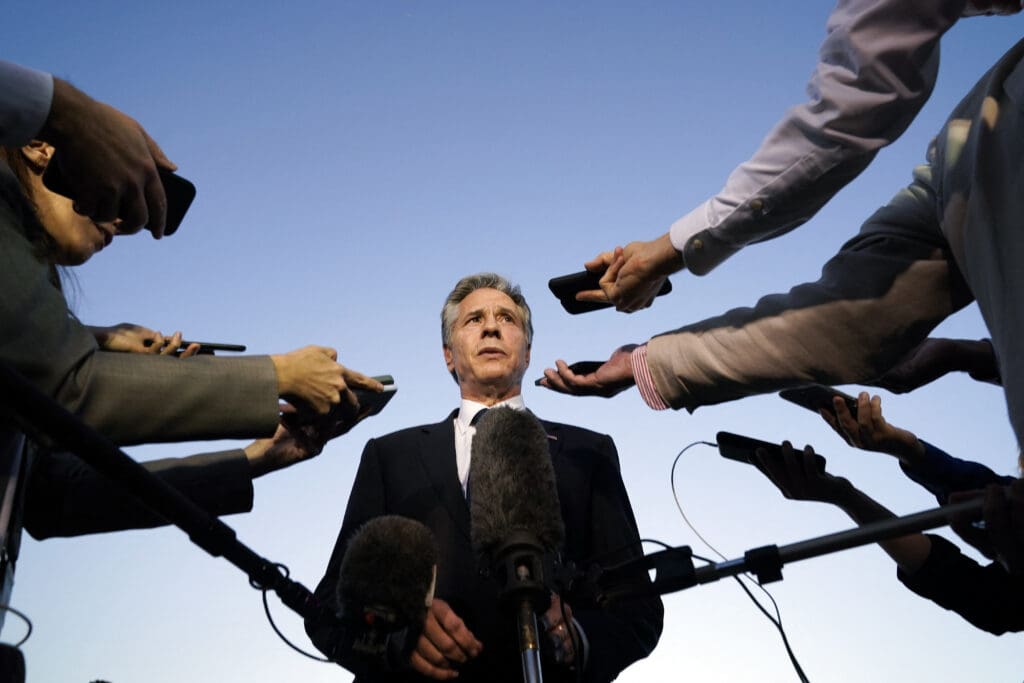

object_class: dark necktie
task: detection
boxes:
[465,408,489,504]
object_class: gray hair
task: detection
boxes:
[441,272,534,348]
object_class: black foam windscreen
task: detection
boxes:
[469,406,565,556]
[338,515,439,628]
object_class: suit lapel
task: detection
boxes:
[417,412,565,543]
[418,413,472,540]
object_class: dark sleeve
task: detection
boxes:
[573,435,663,682]
[900,441,1014,505]
[23,448,254,539]
[897,534,1024,635]
[304,437,388,671]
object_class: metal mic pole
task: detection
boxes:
[691,498,983,587]
[594,498,984,603]
[493,532,546,683]
[0,361,318,619]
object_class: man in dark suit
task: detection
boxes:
[305,272,663,682]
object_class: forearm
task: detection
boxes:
[830,482,932,574]
[63,352,279,445]
[670,0,962,274]
[646,221,968,410]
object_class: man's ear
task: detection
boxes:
[443,345,455,373]
[19,140,55,173]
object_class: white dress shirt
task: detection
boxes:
[453,395,526,494]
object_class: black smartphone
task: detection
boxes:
[42,157,197,236]
[778,384,859,419]
[355,375,397,417]
[533,360,604,386]
[184,341,247,355]
[716,431,826,469]
[143,339,246,354]
[548,269,672,314]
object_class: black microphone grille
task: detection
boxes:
[338,515,439,628]
[469,406,565,555]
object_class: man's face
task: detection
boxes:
[444,287,531,403]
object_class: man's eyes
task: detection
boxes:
[462,312,518,325]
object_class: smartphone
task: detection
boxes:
[716,431,826,469]
[42,158,197,236]
[778,384,859,419]
[355,375,397,417]
[143,339,246,354]
[184,341,247,355]
[548,270,672,314]
[532,361,604,386]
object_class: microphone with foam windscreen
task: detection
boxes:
[469,406,565,683]
[332,515,439,672]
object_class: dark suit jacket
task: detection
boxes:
[305,411,663,683]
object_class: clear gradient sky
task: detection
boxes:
[6,2,1023,681]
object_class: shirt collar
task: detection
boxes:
[456,395,526,429]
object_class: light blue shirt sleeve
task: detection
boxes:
[669,0,979,275]
[0,60,54,146]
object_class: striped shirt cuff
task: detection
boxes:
[631,344,669,410]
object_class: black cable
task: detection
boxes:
[670,440,810,683]
[0,603,33,647]
[255,563,330,663]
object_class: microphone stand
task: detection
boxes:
[0,361,318,619]
[492,531,548,683]
[589,498,984,604]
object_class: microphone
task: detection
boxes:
[469,407,565,683]
[333,515,439,671]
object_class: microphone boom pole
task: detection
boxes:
[0,361,319,619]
[596,498,983,603]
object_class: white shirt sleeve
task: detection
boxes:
[670,0,972,274]
[0,60,54,146]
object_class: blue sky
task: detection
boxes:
[6,2,1023,681]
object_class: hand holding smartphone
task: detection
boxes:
[778,384,859,419]
[716,431,827,470]
[43,156,197,236]
[548,269,672,314]
[354,375,397,417]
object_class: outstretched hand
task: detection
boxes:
[820,392,923,463]
[539,345,638,397]
[576,234,683,313]
[752,441,849,505]
[90,323,200,357]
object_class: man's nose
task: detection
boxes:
[481,314,501,336]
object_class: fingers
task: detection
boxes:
[412,600,481,678]
[142,332,165,353]
[179,342,201,358]
[143,127,177,171]
[409,649,458,680]
[141,163,167,238]
[341,367,385,392]
[159,331,184,355]
[832,396,858,444]
[584,249,616,273]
